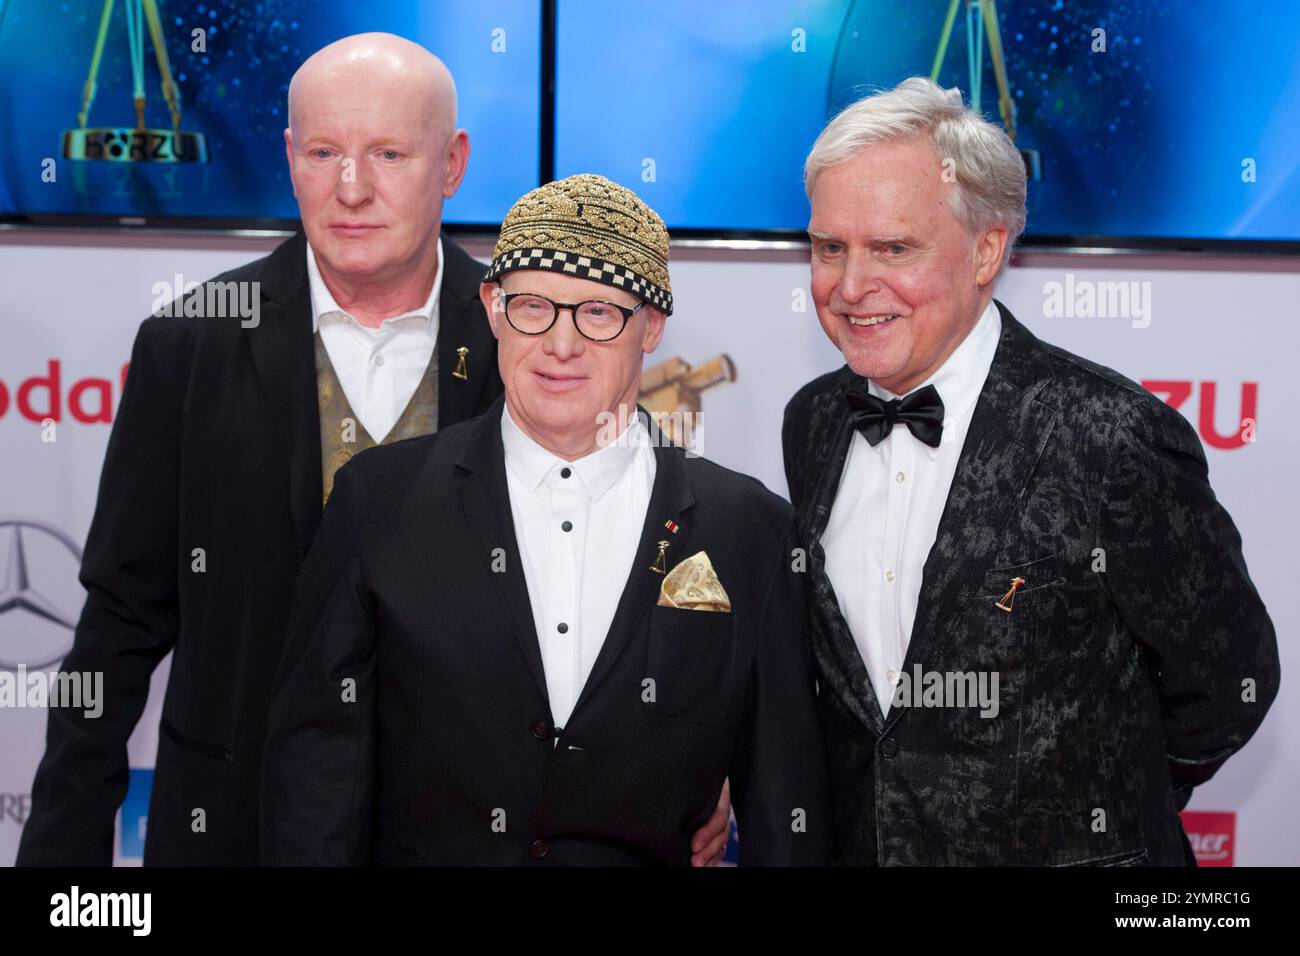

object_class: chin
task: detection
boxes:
[519,388,584,421]
[330,243,384,269]
[839,341,895,380]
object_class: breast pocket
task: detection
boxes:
[980,551,1072,662]
[641,604,736,724]
[981,551,1066,606]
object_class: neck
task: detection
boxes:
[314,238,440,328]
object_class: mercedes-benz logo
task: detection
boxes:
[0,518,84,670]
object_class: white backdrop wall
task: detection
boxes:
[0,233,1294,865]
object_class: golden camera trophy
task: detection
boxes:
[640,354,737,447]
[61,0,208,163]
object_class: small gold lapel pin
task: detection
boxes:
[452,346,469,381]
[995,576,1027,612]
[650,539,670,574]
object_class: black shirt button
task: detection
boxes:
[879,737,899,758]
[529,839,549,859]
[560,467,572,479]
[530,721,550,740]
[557,622,568,634]
[561,520,573,532]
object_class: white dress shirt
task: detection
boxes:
[821,301,1001,717]
[306,239,443,443]
[502,405,657,731]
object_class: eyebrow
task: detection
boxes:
[298,135,411,149]
[807,230,916,246]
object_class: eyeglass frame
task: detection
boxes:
[495,288,646,342]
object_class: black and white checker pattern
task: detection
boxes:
[484,247,673,314]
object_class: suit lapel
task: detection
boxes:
[801,370,886,733]
[244,232,322,556]
[569,410,695,721]
[437,237,495,426]
[880,304,1058,736]
[455,398,550,706]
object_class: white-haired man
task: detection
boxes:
[783,77,1278,865]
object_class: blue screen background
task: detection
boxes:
[0,0,541,224]
[556,0,1300,241]
[3,1,1296,242]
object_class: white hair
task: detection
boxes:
[803,77,1027,271]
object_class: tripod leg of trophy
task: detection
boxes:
[142,0,183,129]
[966,2,983,115]
[79,0,117,128]
[982,0,1018,140]
[929,0,962,82]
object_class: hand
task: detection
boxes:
[690,778,732,866]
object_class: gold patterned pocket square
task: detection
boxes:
[657,550,732,612]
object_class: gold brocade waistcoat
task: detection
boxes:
[315,331,439,504]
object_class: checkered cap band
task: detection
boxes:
[484,248,673,314]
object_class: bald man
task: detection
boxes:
[17,33,505,866]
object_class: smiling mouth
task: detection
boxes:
[847,313,900,327]
[533,371,587,386]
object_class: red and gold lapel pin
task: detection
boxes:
[995,577,1026,613]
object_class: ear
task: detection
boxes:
[973,225,1009,287]
[479,281,504,339]
[283,128,297,199]
[639,305,667,354]
[443,129,470,199]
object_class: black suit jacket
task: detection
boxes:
[782,302,1279,866]
[260,401,831,865]
[18,232,503,866]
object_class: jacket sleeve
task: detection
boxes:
[729,514,832,866]
[1099,396,1280,798]
[17,317,187,866]
[260,460,377,866]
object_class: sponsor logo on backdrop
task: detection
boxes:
[0,792,31,825]
[1143,380,1258,449]
[119,769,153,860]
[0,518,83,669]
[0,361,129,424]
[1180,810,1235,866]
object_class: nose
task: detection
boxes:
[334,156,373,208]
[541,306,587,361]
[836,248,885,304]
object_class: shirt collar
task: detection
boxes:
[501,402,650,503]
[867,299,1002,460]
[306,237,443,334]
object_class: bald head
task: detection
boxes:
[288,33,457,144]
[283,32,470,308]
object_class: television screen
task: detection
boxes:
[554,0,1300,246]
[0,0,542,228]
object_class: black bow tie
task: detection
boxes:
[845,384,945,448]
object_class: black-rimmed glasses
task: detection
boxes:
[499,291,644,342]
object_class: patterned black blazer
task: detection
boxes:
[782,301,1279,866]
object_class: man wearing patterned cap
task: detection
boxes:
[261,174,831,865]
